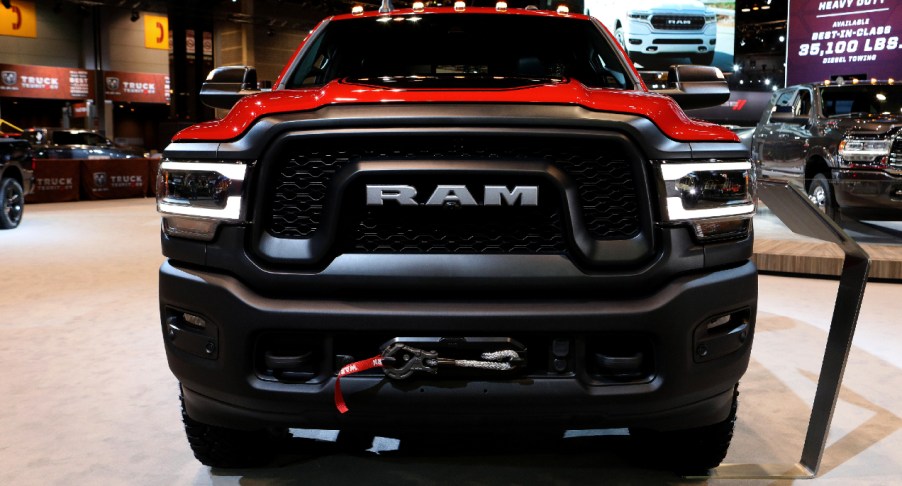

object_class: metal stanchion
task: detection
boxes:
[693,181,870,479]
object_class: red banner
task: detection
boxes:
[27,159,80,203]
[0,64,93,100]
[80,158,151,200]
[103,70,170,104]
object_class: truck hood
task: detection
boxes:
[174,78,737,143]
[833,116,902,137]
[627,0,708,12]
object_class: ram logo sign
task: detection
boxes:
[366,185,539,207]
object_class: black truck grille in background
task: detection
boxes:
[266,136,642,254]
[891,138,902,170]
[650,15,705,31]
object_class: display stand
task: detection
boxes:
[694,181,871,479]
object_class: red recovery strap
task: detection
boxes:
[334,355,383,414]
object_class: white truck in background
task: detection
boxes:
[586,0,718,68]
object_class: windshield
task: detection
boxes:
[285,14,634,90]
[820,85,902,118]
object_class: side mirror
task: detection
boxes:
[200,66,260,110]
[769,110,809,124]
[657,65,730,110]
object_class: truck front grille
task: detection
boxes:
[891,138,902,170]
[650,15,705,31]
[265,135,643,254]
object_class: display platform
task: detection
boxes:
[754,207,902,280]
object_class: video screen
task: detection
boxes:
[786,0,901,85]
[584,0,736,73]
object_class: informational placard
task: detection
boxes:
[104,70,170,104]
[787,0,901,85]
[0,64,93,100]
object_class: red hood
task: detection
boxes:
[174,79,738,143]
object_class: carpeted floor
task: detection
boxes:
[1,198,900,485]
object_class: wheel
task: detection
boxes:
[690,52,715,65]
[614,27,627,50]
[179,386,287,468]
[630,385,739,475]
[0,177,24,229]
[614,28,643,65]
[807,173,841,222]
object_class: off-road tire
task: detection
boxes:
[630,384,739,475]
[0,177,24,229]
[180,387,286,468]
[808,173,841,222]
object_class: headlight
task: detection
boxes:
[156,160,249,241]
[705,13,717,22]
[838,138,892,167]
[657,161,756,241]
[628,10,651,20]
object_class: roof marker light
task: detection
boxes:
[557,5,569,14]
[496,1,507,11]
[412,1,424,12]
[852,78,860,85]
[454,1,465,11]
[871,78,878,85]
[889,78,895,85]
[351,5,364,15]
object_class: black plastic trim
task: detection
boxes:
[164,104,747,161]
[161,259,757,432]
[252,129,656,267]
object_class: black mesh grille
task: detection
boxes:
[265,136,643,254]
[891,139,902,170]
[650,15,705,31]
[270,154,348,238]
[351,207,566,254]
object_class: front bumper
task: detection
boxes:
[625,22,717,56]
[160,259,757,433]
[833,169,902,220]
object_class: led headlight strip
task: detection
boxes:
[157,161,248,221]
[658,161,756,222]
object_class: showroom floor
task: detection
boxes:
[2,198,900,485]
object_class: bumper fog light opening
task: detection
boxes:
[691,218,751,241]
[162,216,221,241]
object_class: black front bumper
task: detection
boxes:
[833,169,902,220]
[160,259,757,433]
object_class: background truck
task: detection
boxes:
[156,4,756,473]
[753,81,902,222]
[585,0,719,68]
[0,137,33,229]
